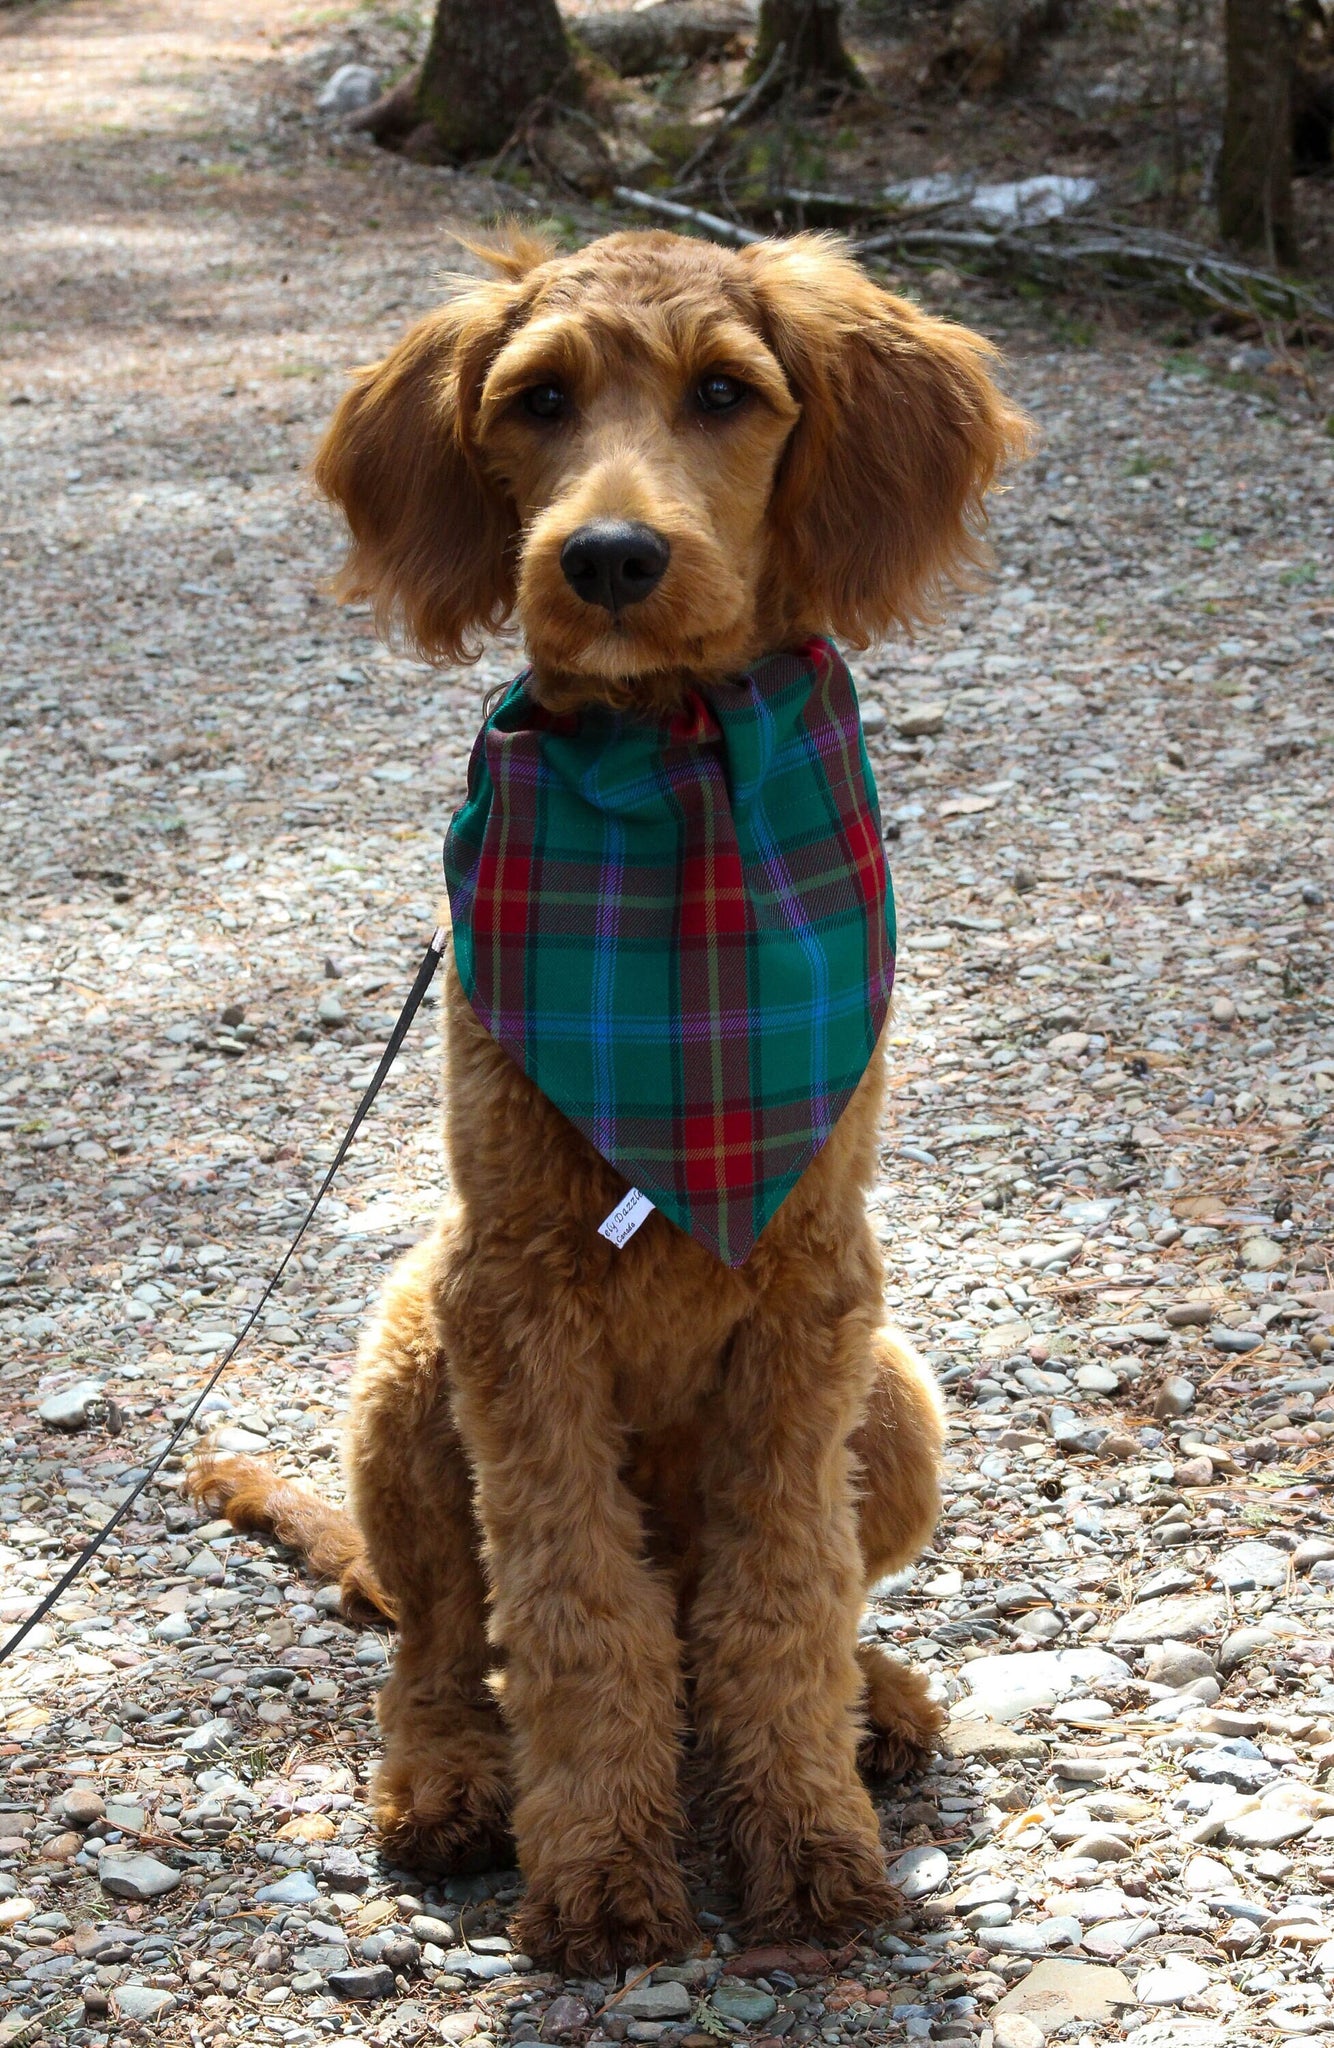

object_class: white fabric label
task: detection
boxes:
[598,1188,655,1248]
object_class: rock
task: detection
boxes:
[1109,1594,1224,1646]
[1241,1235,1283,1269]
[942,1718,1049,1762]
[956,1648,1129,1723]
[1134,1958,1211,2006]
[37,1380,104,1430]
[1173,1456,1215,1488]
[315,64,381,116]
[98,1852,181,1901]
[617,1982,692,2020]
[990,1958,1135,2033]
[209,1425,269,1455]
[886,1845,949,1899]
[1210,1541,1289,1591]
[1183,1748,1273,1791]
[58,1788,105,1827]
[1063,1832,1133,1862]
[327,1963,396,2001]
[542,1996,592,2039]
[409,1913,457,1946]
[1125,1323,1171,1345]
[153,1612,192,1642]
[0,1898,34,1929]
[317,991,347,1028]
[41,1828,84,1861]
[293,1942,350,1973]
[895,702,947,738]
[1145,1641,1216,1686]
[1153,1376,1196,1418]
[1296,1538,1334,1570]
[979,1922,1049,1956]
[1218,1625,1277,1673]
[710,1986,778,2025]
[113,1985,177,2021]
[319,1846,371,1890]
[1075,1364,1121,1394]
[1209,1326,1263,1352]
[1080,1917,1158,1958]
[377,1934,421,1971]
[181,1716,234,1754]
[1223,1805,1315,1848]
[256,1870,320,1906]
[993,2018,1045,2048]
[443,1949,518,1981]
[1181,1855,1230,1893]
[1211,997,1237,1026]
[1165,1301,1214,1327]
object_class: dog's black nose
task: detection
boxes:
[560,521,670,613]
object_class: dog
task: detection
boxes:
[189,227,1028,1975]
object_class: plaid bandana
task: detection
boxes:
[443,636,895,1267]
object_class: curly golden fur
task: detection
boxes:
[189,228,1028,1974]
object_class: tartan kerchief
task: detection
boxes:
[443,636,895,1267]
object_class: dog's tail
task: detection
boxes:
[185,1454,396,1625]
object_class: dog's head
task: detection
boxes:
[315,228,1029,708]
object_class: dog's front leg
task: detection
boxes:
[690,1289,897,1940]
[447,1293,696,1975]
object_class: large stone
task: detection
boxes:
[942,1718,1049,1762]
[327,1964,396,2001]
[256,1870,319,1906]
[113,1986,177,2021]
[98,1852,181,1901]
[181,1716,234,1754]
[886,1845,949,1899]
[1210,1542,1289,1591]
[1144,1642,1216,1687]
[616,1982,691,2021]
[710,1986,778,2026]
[956,1648,1130,1723]
[1219,1625,1277,1673]
[37,1380,105,1430]
[993,2017,1044,2048]
[990,1959,1135,2034]
[1108,1594,1224,1647]
[1135,1958,1211,2006]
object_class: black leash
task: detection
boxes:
[0,926,448,1669]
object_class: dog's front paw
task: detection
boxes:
[374,1731,513,1874]
[513,1846,696,1975]
[733,1801,899,1941]
[857,1644,945,1782]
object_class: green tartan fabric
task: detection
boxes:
[443,636,895,1267]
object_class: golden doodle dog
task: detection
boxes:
[190,228,1028,1974]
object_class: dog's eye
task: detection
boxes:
[696,373,746,414]
[522,383,566,421]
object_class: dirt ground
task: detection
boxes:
[1,3,1333,2047]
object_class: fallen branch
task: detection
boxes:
[576,1,751,76]
[852,215,1334,323]
[612,184,764,245]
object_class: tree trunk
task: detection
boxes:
[413,0,573,160]
[1218,0,1296,264]
[751,0,859,88]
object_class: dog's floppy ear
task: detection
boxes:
[742,235,1030,645]
[313,268,533,663]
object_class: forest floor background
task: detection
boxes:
[0,3,1333,2047]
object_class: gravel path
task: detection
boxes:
[2,3,1333,2044]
